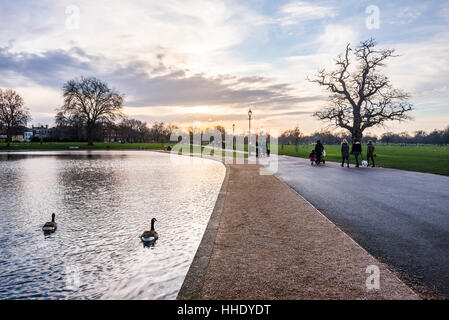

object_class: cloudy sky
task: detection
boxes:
[1,0,448,135]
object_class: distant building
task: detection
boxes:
[32,125,51,140]
[24,131,33,142]
[4,125,52,142]
[10,126,30,142]
[12,135,25,142]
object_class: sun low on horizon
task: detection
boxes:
[2,0,449,306]
[1,0,449,136]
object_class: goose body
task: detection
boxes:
[43,214,57,232]
[141,218,158,242]
[141,230,158,242]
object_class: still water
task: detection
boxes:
[0,151,225,300]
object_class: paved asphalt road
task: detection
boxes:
[274,155,449,298]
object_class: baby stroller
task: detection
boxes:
[316,149,326,165]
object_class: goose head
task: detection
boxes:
[151,218,157,230]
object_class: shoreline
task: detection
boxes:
[1,143,447,176]
[176,163,231,300]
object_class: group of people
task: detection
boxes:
[309,139,376,168]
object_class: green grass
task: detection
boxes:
[177,144,247,158]
[279,144,449,176]
[2,142,448,176]
[0,142,246,158]
[0,142,172,151]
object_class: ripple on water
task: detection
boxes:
[0,151,225,300]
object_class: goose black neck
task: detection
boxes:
[151,220,155,231]
[52,214,55,222]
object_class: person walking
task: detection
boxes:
[341,139,350,168]
[309,149,317,165]
[315,140,324,165]
[367,140,376,167]
[256,141,259,158]
[351,139,362,167]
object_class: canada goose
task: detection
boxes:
[141,218,158,242]
[42,213,57,232]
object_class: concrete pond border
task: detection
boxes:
[177,163,230,300]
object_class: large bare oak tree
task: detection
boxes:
[0,88,31,147]
[310,39,412,141]
[59,77,124,145]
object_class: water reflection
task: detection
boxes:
[0,151,225,299]
[142,240,157,248]
[43,229,56,236]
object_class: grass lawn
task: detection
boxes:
[2,142,448,176]
[278,144,449,176]
[0,142,172,151]
[0,142,246,158]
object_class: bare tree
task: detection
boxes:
[279,126,303,151]
[0,88,31,147]
[292,126,303,152]
[59,77,124,145]
[151,122,168,143]
[310,39,412,141]
[119,117,150,142]
[149,122,178,144]
[54,111,86,141]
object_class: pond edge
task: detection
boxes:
[176,163,230,300]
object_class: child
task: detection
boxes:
[309,150,316,165]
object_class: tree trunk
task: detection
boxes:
[352,107,363,142]
[295,141,299,152]
[352,126,363,142]
[6,128,11,147]
[87,126,94,146]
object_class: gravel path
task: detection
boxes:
[274,155,449,299]
[199,164,418,300]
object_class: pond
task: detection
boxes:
[0,151,225,299]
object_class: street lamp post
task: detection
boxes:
[248,108,252,156]
[232,124,235,150]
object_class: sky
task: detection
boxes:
[0,0,448,136]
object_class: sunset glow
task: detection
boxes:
[1,0,448,135]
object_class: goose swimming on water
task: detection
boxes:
[141,218,158,242]
[42,213,57,232]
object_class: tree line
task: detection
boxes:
[379,129,449,145]
[53,112,178,144]
[0,77,178,145]
[280,127,449,146]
